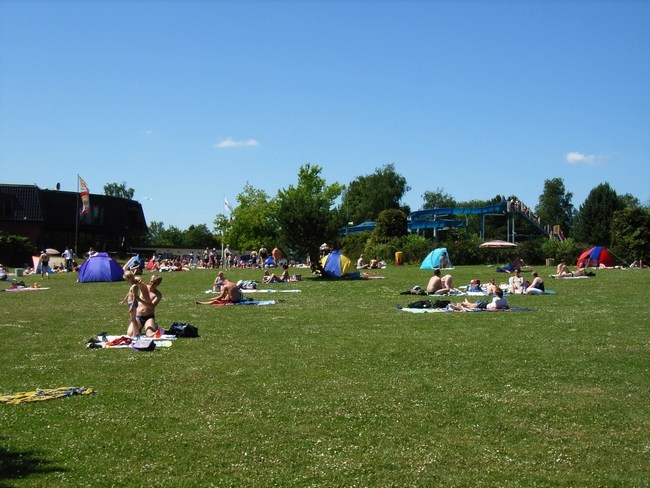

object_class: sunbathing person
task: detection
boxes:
[456,288,509,310]
[356,254,370,269]
[426,269,442,294]
[556,260,571,277]
[133,275,162,337]
[509,269,525,294]
[196,280,243,305]
[213,271,226,292]
[486,279,499,295]
[525,272,545,294]
[263,265,289,283]
[433,274,456,295]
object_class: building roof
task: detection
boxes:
[0,184,44,221]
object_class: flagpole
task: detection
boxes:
[74,175,79,256]
[221,195,225,268]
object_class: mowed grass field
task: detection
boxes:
[1,263,649,487]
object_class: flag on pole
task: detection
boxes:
[79,176,90,215]
[224,197,233,214]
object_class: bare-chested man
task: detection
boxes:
[196,279,243,305]
[130,274,163,337]
[426,269,442,294]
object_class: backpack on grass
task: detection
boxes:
[168,322,199,338]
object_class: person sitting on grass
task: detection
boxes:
[525,272,545,294]
[556,259,572,277]
[196,280,243,305]
[213,271,226,292]
[431,273,457,295]
[426,269,442,294]
[356,254,370,269]
[134,275,163,337]
[263,265,289,283]
[509,268,525,294]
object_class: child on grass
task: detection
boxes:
[120,271,141,337]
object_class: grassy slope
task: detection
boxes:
[1,265,648,487]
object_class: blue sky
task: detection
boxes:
[1,0,648,229]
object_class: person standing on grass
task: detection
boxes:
[39,250,51,279]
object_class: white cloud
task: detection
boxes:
[214,137,260,149]
[565,151,600,164]
[141,129,153,136]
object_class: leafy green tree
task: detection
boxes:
[182,224,218,248]
[535,177,575,236]
[374,208,408,241]
[104,181,135,199]
[573,183,624,246]
[158,226,184,246]
[146,221,166,245]
[275,164,344,263]
[610,207,650,264]
[224,184,278,253]
[340,163,410,225]
[422,187,456,209]
[617,193,641,209]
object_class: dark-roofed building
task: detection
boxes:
[0,184,148,256]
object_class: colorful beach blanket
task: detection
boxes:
[550,274,590,279]
[1,387,95,405]
[3,287,50,292]
[209,299,276,307]
[398,306,532,314]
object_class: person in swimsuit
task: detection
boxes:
[120,271,144,337]
[134,275,163,336]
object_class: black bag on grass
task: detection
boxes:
[168,322,199,338]
[407,299,450,309]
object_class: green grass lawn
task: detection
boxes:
[1,264,649,487]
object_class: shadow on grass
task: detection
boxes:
[0,436,66,487]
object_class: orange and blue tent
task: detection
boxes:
[577,246,614,268]
[320,250,359,278]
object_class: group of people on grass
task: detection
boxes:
[416,265,549,311]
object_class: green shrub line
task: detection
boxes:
[1,265,648,486]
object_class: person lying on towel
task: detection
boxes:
[451,287,510,311]
[196,280,244,305]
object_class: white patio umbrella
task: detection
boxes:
[479,240,517,249]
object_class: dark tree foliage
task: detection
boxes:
[0,232,35,267]
[104,181,135,200]
[374,208,408,241]
[573,183,625,246]
[610,207,650,263]
[275,164,344,264]
[182,224,218,248]
[340,164,410,225]
[422,187,456,209]
[145,221,166,245]
[535,177,575,236]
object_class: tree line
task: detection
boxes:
[106,167,649,266]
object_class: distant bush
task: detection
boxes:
[0,232,36,267]
[541,237,585,264]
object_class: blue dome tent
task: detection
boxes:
[78,252,124,283]
[420,248,453,270]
